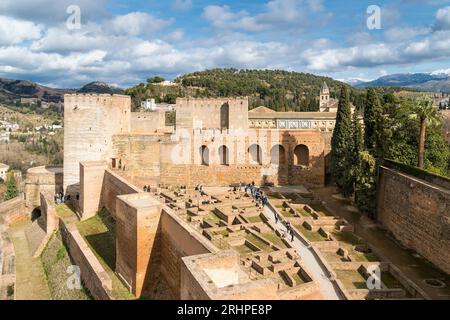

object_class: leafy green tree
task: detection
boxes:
[147,76,165,84]
[409,96,442,168]
[355,151,377,216]
[5,172,19,200]
[330,86,354,196]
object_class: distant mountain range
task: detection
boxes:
[351,72,450,93]
[0,79,124,103]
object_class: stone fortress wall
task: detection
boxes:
[63,94,131,193]
[65,94,333,190]
[377,161,450,274]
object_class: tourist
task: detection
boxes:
[262,196,268,207]
[275,213,279,223]
[291,231,294,242]
[239,181,242,192]
[143,186,148,192]
[286,221,291,234]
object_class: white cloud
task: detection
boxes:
[174,0,193,11]
[106,12,173,37]
[202,0,325,32]
[384,26,431,42]
[0,0,108,24]
[436,6,450,30]
[0,15,43,46]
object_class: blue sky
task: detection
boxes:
[0,0,450,88]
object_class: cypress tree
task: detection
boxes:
[364,88,383,152]
[330,86,354,197]
[351,110,363,183]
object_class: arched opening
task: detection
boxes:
[270,145,286,165]
[31,207,41,221]
[294,144,309,166]
[248,144,262,165]
[200,145,209,166]
[220,103,229,129]
[218,145,229,166]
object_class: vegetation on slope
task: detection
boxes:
[125,68,363,112]
[41,231,92,300]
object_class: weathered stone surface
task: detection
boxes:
[377,167,450,274]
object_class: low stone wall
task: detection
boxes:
[39,191,58,234]
[160,207,217,299]
[377,166,450,274]
[277,282,322,300]
[0,196,26,225]
[59,219,113,300]
[101,169,140,218]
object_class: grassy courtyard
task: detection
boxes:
[76,209,134,300]
[295,224,329,242]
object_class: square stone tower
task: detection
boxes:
[63,94,131,194]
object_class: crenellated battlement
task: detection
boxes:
[64,93,130,107]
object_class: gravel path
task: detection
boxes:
[262,206,343,300]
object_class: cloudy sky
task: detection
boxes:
[1,0,450,88]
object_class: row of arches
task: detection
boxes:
[199,144,309,166]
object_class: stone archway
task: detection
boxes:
[294,144,309,166]
[248,144,263,165]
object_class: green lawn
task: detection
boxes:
[310,204,334,217]
[295,224,328,242]
[245,234,272,252]
[204,213,222,227]
[381,272,402,289]
[292,272,308,285]
[55,204,78,220]
[295,208,312,217]
[76,209,134,300]
[234,244,258,255]
[352,252,379,262]
[280,210,296,218]
[247,215,263,223]
[41,232,91,300]
[213,229,230,237]
[332,231,364,246]
[262,232,288,248]
[335,270,368,289]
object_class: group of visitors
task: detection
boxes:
[285,221,295,242]
[273,211,295,242]
[54,192,65,205]
[54,192,79,204]
[143,185,151,193]
[244,181,268,207]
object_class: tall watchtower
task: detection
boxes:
[63,94,131,194]
[320,82,330,109]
